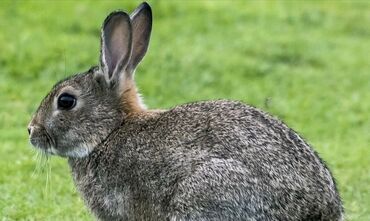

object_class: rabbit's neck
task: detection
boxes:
[120,79,146,115]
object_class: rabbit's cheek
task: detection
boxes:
[52,128,96,158]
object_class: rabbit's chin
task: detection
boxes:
[31,139,95,158]
[61,144,95,158]
[45,142,95,158]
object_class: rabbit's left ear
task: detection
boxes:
[100,11,132,84]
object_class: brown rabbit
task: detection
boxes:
[28,2,344,221]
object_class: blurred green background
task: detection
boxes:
[0,0,369,220]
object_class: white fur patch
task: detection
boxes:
[64,142,95,158]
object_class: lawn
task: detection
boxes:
[0,0,369,220]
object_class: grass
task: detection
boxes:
[0,0,369,220]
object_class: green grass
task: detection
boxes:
[0,0,369,220]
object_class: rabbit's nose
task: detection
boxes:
[28,126,32,135]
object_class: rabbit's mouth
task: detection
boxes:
[29,125,57,155]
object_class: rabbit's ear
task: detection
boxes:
[127,2,152,73]
[100,11,132,83]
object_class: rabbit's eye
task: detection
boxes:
[57,93,76,110]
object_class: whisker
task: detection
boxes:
[44,153,51,198]
[32,150,42,177]
[44,130,56,149]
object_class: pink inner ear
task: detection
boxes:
[129,11,151,71]
[104,15,131,77]
[132,15,148,52]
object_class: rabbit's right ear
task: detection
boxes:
[127,2,152,73]
[100,11,132,85]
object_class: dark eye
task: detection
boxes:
[57,93,76,110]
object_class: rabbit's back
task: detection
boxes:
[135,100,343,220]
[71,100,343,220]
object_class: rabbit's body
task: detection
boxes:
[69,100,343,221]
[28,2,344,221]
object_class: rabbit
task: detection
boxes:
[28,2,344,221]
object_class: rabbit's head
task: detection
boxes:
[28,3,152,157]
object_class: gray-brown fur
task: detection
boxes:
[28,2,343,221]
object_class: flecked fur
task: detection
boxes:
[29,2,343,221]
